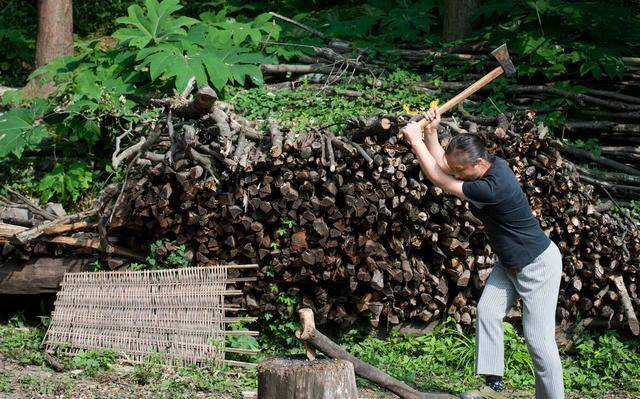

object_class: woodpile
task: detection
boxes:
[1,83,639,336]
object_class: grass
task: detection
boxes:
[17,374,74,396]
[0,312,639,398]
[335,318,640,396]
[0,371,12,393]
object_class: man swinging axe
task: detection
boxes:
[401,44,565,399]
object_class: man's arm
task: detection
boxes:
[411,136,466,199]
[423,128,453,175]
[420,108,452,175]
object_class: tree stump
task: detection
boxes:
[258,355,358,399]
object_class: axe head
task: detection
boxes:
[491,43,516,77]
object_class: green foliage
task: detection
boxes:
[37,161,93,203]
[339,318,640,394]
[233,71,436,134]
[114,0,279,92]
[17,375,73,396]
[271,0,439,51]
[0,104,49,158]
[129,239,190,270]
[626,200,640,222]
[0,371,11,393]
[0,314,45,366]
[114,0,199,48]
[70,349,117,376]
[167,244,190,267]
[563,137,601,156]
[471,0,639,80]
[563,329,640,393]
[132,353,166,385]
[0,39,147,207]
[89,260,103,272]
[0,1,36,86]
[225,321,262,364]
[260,287,302,352]
[166,362,257,394]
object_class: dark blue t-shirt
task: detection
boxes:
[462,157,551,268]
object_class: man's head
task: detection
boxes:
[444,134,495,181]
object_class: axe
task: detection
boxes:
[417,43,516,129]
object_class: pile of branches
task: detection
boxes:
[2,81,638,336]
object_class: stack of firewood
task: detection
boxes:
[1,84,638,335]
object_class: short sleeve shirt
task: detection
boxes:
[462,157,551,268]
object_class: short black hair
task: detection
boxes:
[445,134,495,165]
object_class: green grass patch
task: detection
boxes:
[335,318,640,395]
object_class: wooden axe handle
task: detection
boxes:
[418,66,504,129]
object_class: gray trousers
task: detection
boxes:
[475,241,565,399]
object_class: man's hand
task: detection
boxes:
[422,108,441,133]
[401,122,423,147]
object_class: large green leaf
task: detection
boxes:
[0,108,49,158]
[113,0,198,48]
[139,41,272,92]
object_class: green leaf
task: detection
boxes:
[37,161,93,203]
[114,0,197,48]
[230,64,263,86]
[200,53,229,91]
[0,108,49,158]
[38,164,65,203]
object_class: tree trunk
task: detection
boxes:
[35,0,74,68]
[258,356,358,399]
[443,0,481,42]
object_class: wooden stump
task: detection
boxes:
[258,355,358,399]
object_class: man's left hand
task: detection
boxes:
[402,122,423,147]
